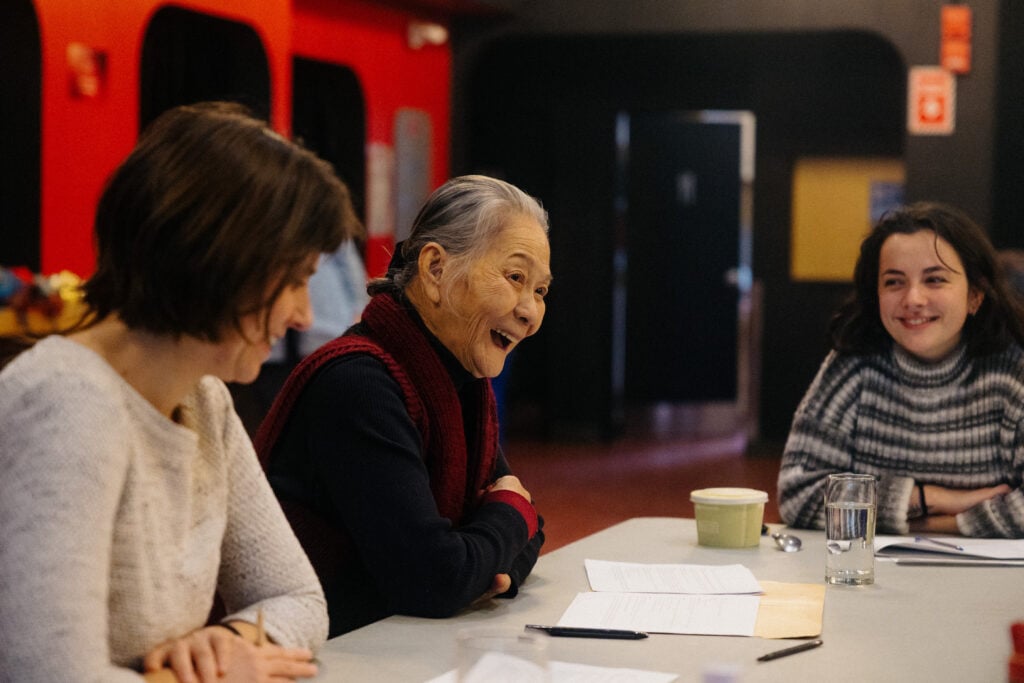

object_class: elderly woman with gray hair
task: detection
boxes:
[256,175,551,636]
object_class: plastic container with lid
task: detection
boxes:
[690,487,768,548]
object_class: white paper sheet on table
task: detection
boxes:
[424,652,678,683]
[558,591,761,636]
[584,559,762,594]
[875,535,1024,560]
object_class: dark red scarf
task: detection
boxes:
[254,293,499,525]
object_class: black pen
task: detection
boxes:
[757,639,823,662]
[525,624,648,640]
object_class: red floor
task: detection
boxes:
[504,434,783,553]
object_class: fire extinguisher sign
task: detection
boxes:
[907,66,956,136]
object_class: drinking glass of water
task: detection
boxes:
[825,473,877,586]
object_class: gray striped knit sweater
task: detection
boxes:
[778,342,1024,537]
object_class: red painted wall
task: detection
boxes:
[31,0,450,279]
[34,0,293,277]
[293,0,451,276]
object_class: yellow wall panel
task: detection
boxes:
[791,157,905,282]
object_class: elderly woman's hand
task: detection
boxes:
[470,573,513,606]
[487,475,532,502]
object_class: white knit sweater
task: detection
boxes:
[778,342,1024,537]
[0,336,327,682]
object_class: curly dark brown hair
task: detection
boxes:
[830,201,1024,357]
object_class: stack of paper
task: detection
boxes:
[556,560,823,638]
[875,535,1024,566]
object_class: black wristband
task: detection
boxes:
[216,622,244,638]
[917,482,929,517]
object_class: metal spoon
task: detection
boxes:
[771,532,803,552]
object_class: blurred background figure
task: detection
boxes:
[270,239,370,362]
[234,239,369,437]
[998,248,1024,298]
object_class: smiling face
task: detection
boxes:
[419,213,552,378]
[877,229,983,363]
[213,253,319,384]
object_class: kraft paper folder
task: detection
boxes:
[753,581,825,639]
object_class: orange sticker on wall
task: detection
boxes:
[941,4,972,74]
[67,42,107,99]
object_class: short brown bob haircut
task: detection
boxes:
[82,101,359,341]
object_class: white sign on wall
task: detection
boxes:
[907,66,956,136]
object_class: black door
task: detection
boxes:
[623,111,752,405]
[1,0,41,270]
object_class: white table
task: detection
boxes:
[313,517,1021,682]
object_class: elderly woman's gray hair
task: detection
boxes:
[368,175,548,296]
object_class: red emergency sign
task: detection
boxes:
[907,66,955,135]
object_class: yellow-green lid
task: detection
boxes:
[690,487,769,505]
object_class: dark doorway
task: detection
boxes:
[622,111,752,407]
[140,7,270,130]
[465,32,904,442]
[0,1,41,270]
[292,58,367,222]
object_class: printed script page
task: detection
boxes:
[584,559,763,594]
